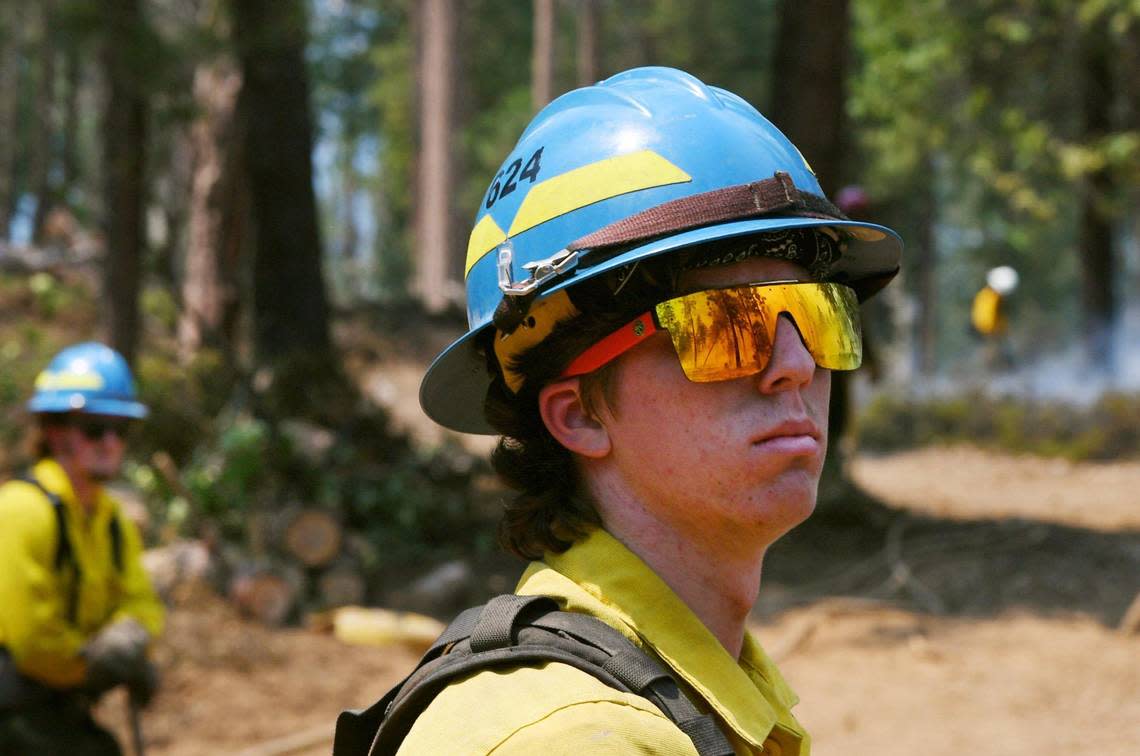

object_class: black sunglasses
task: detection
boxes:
[74,418,132,441]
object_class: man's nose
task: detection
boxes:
[754,314,817,392]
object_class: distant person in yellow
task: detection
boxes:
[971,266,1019,369]
[0,342,164,756]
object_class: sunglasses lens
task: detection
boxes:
[655,282,861,382]
[78,419,129,440]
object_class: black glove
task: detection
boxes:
[83,618,150,695]
[127,659,160,708]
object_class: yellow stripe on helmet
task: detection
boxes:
[464,150,691,277]
[464,214,509,278]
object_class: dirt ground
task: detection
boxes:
[92,443,1140,756]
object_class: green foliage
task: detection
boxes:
[133,348,236,465]
[849,0,1139,370]
[856,391,1140,461]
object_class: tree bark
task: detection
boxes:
[231,0,332,363]
[913,156,938,376]
[415,0,457,313]
[532,0,555,110]
[180,59,246,362]
[770,0,850,196]
[102,0,149,365]
[0,3,24,237]
[576,0,599,87]
[1078,19,1116,372]
[61,46,80,192]
[31,0,57,244]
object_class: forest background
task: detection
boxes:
[1,1,1140,753]
[0,0,1139,612]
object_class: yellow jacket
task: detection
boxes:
[399,528,808,755]
[0,458,164,688]
[971,285,1007,336]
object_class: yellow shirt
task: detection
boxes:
[0,458,164,688]
[971,285,1007,336]
[399,529,808,755]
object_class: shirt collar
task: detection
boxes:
[32,458,113,521]
[516,527,803,749]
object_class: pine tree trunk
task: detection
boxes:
[1078,19,1116,372]
[771,0,850,196]
[0,3,23,237]
[102,0,148,365]
[415,0,456,313]
[231,0,332,363]
[532,0,555,110]
[61,47,80,191]
[180,59,245,362]
[913,156,938,376]
[576,0,599,87]
[31,0,57,244]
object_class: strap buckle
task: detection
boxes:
[498,242,579,297]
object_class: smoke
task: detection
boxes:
[872,302,1140,408]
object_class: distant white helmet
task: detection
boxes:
[986,265,1019,295]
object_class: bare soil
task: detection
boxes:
[93,443,1139,755]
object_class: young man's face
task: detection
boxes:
[595,256,832,552]
[46,414,130,484]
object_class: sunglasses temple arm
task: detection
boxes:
[560,311,658,378]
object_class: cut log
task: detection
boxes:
[228,565,302,626]
[282,508,342,567]
[331,606,445,653]
[317,563,367,609]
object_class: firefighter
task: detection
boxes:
[0,342,164,756]
[971,265,1019,369]
[351,67,903,754]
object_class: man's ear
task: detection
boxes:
[538,378,611,459]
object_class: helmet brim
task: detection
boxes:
[28,395,149,419]
[421,216,902,435]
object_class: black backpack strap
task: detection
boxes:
[332,596,552,756]
[109,513,124,572]
[18,473,81,624]
[335,594,735,756]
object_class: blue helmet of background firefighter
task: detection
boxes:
[419,67,903,559]
[27,341,147,474]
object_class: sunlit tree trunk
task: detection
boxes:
[180,60,245,363]
[576,0,599,87]
[231,0,332,363]
[415,0,456,313]
[532,0,555,110]
[102,0,148,365]
[1078,17,1116,372]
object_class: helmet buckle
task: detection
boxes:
[498,243,579,297]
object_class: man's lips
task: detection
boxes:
[751,419,822,454]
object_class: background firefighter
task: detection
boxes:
[0,342,164,756]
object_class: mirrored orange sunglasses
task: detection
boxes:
[560,281,862,383]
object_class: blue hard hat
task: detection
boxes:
[27,342,148,419]
[421,66,903,434]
